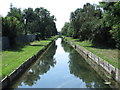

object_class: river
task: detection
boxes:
[10,38,112,88]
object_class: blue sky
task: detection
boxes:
[0,0,100,31]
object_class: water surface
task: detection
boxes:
[10,38,110,88]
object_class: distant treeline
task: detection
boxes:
[1,5,58,46]
[61,2,120,49]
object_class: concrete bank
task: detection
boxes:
[1,38,57,89]
[63,37,120,84]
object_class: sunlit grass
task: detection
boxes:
[2,36,57,79]
[65,37,119,70]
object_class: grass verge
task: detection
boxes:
[2,36,57,79]
[65,37,119,70]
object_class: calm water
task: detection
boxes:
[10,38,110,88]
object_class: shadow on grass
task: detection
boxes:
[85,45,113,49]
[74,40,115,49]
[3,45,26,52]
[85,44,116,49]
[75,40,81,42]
[30,44,45,47]
[3,43,46,52]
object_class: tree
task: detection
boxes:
[70,8,81,38]
[67,24,74,37]
[62,2,119,48]
[2,5,58,46]
[2,16,20,46]
[7,7,24,34]
[110,25,120,49]
[34,7,57,39]
[61,22,70,36]
[23,8,37,35]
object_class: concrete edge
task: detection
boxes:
[63,37,120,84]
[1,37,57,89]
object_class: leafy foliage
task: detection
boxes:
[2,6,58,46]
[61,2,120,49]
[2,16,20,45]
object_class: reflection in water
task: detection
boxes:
[11,42,57,88]
[23,42,57,86]
[10,38,112,88]
[61,41,110,88]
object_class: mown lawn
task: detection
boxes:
[65,37,119,70]
[1,36,57,79]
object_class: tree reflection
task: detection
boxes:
[61,40,73,53]
[61,40,109,88]
[19,42,57,86]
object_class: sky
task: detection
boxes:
[0,0,100,31]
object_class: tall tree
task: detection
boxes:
[61,22,70,36]
[2,16,20,45]
[62,2,119,48]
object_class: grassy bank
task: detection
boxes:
[2,36,57,79]
[65,37,119,70]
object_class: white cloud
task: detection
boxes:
[0,0,99,31]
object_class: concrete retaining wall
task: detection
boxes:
[64,37,120,84]
[1,38,56,89]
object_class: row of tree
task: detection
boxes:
[2,4,58,46]
[61,2,120,49]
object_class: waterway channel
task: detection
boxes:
[10,38,114,88]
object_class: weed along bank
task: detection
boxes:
[1,37,58,89]
[3,38,120,89]
[62,36,120,85]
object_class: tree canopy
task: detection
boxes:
[61,2,120,49]
[2,5,58,46]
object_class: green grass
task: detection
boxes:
[65,37,119,70]
[1,36,57,79]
